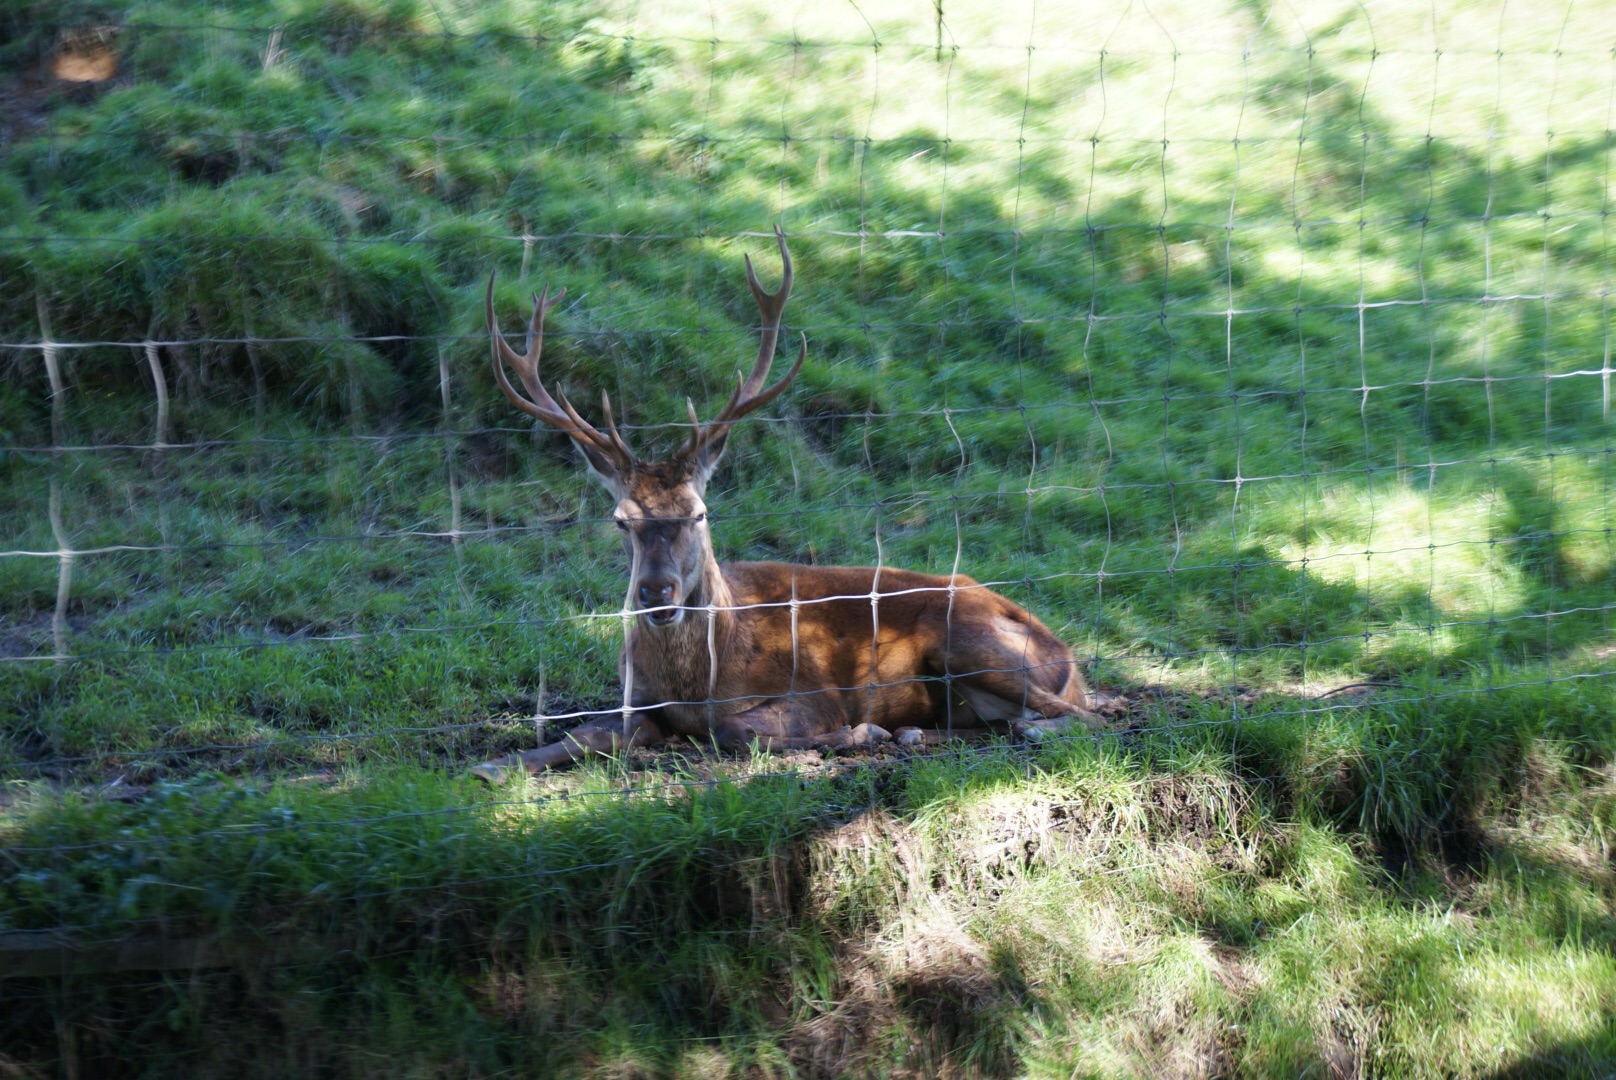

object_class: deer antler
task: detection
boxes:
[486,273,634,474]
[676,226,806,464]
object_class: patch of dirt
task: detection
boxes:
[1138,776,1262,874]
[24,681,1213,800]
[1,26,121,144]
[51,38,118,84]
[772,770,1280,1078]
[0,611,87,660]
[261,615,340,638]
[1125,997,1234,1080]
[1207,943,1255,995]
[782,897,1020,1079]
[1318,1006,1374,1080]
[32,679,1331,809]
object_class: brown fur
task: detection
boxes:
[471,235,1093,780]
[638,562,1089,740]
[471,462,1094,778]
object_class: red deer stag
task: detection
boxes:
[470,229,1094,781]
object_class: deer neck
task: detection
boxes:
[630,551,736,701]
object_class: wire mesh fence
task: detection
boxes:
[1,0,1614,1060]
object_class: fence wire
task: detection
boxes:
[1,0,1614,1032]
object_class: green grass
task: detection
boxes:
[1,0,1614,1074]
[3,677,1615,1075]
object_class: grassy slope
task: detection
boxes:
[1,0,1614,1075]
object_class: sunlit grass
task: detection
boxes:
[1274,479,1530,617]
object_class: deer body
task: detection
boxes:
[630,562,1089,738]
[470,230,1093,781]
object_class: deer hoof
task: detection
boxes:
[849,723,892,745]
[468,756,519,784]
[893,727,926,747]
[1011,719,1050,743]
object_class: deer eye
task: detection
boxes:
[614,519,629,531]
[692,513,706,523]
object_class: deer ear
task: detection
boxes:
[576,443,629,498]
[689,430,729,491]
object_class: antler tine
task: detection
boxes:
[678,332,807,459]
[744,225,794,319]
[554,383,633,473]
[486,270,632,471]
[722,331,805,423]
[511,285,569,410]
[487,272,549,422]
[735,225,794,403]
[676,228,803,461]
[598,389,633,462]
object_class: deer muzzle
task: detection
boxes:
[637,579,682,625]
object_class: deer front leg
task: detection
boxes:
[469,711,667,782]
[711,701,891,755]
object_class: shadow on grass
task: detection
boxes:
[2,664,1613,1076]
[1488,1020,1616,1080]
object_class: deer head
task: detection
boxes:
[486,228,805,627]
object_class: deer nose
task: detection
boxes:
[638,581,676,607]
